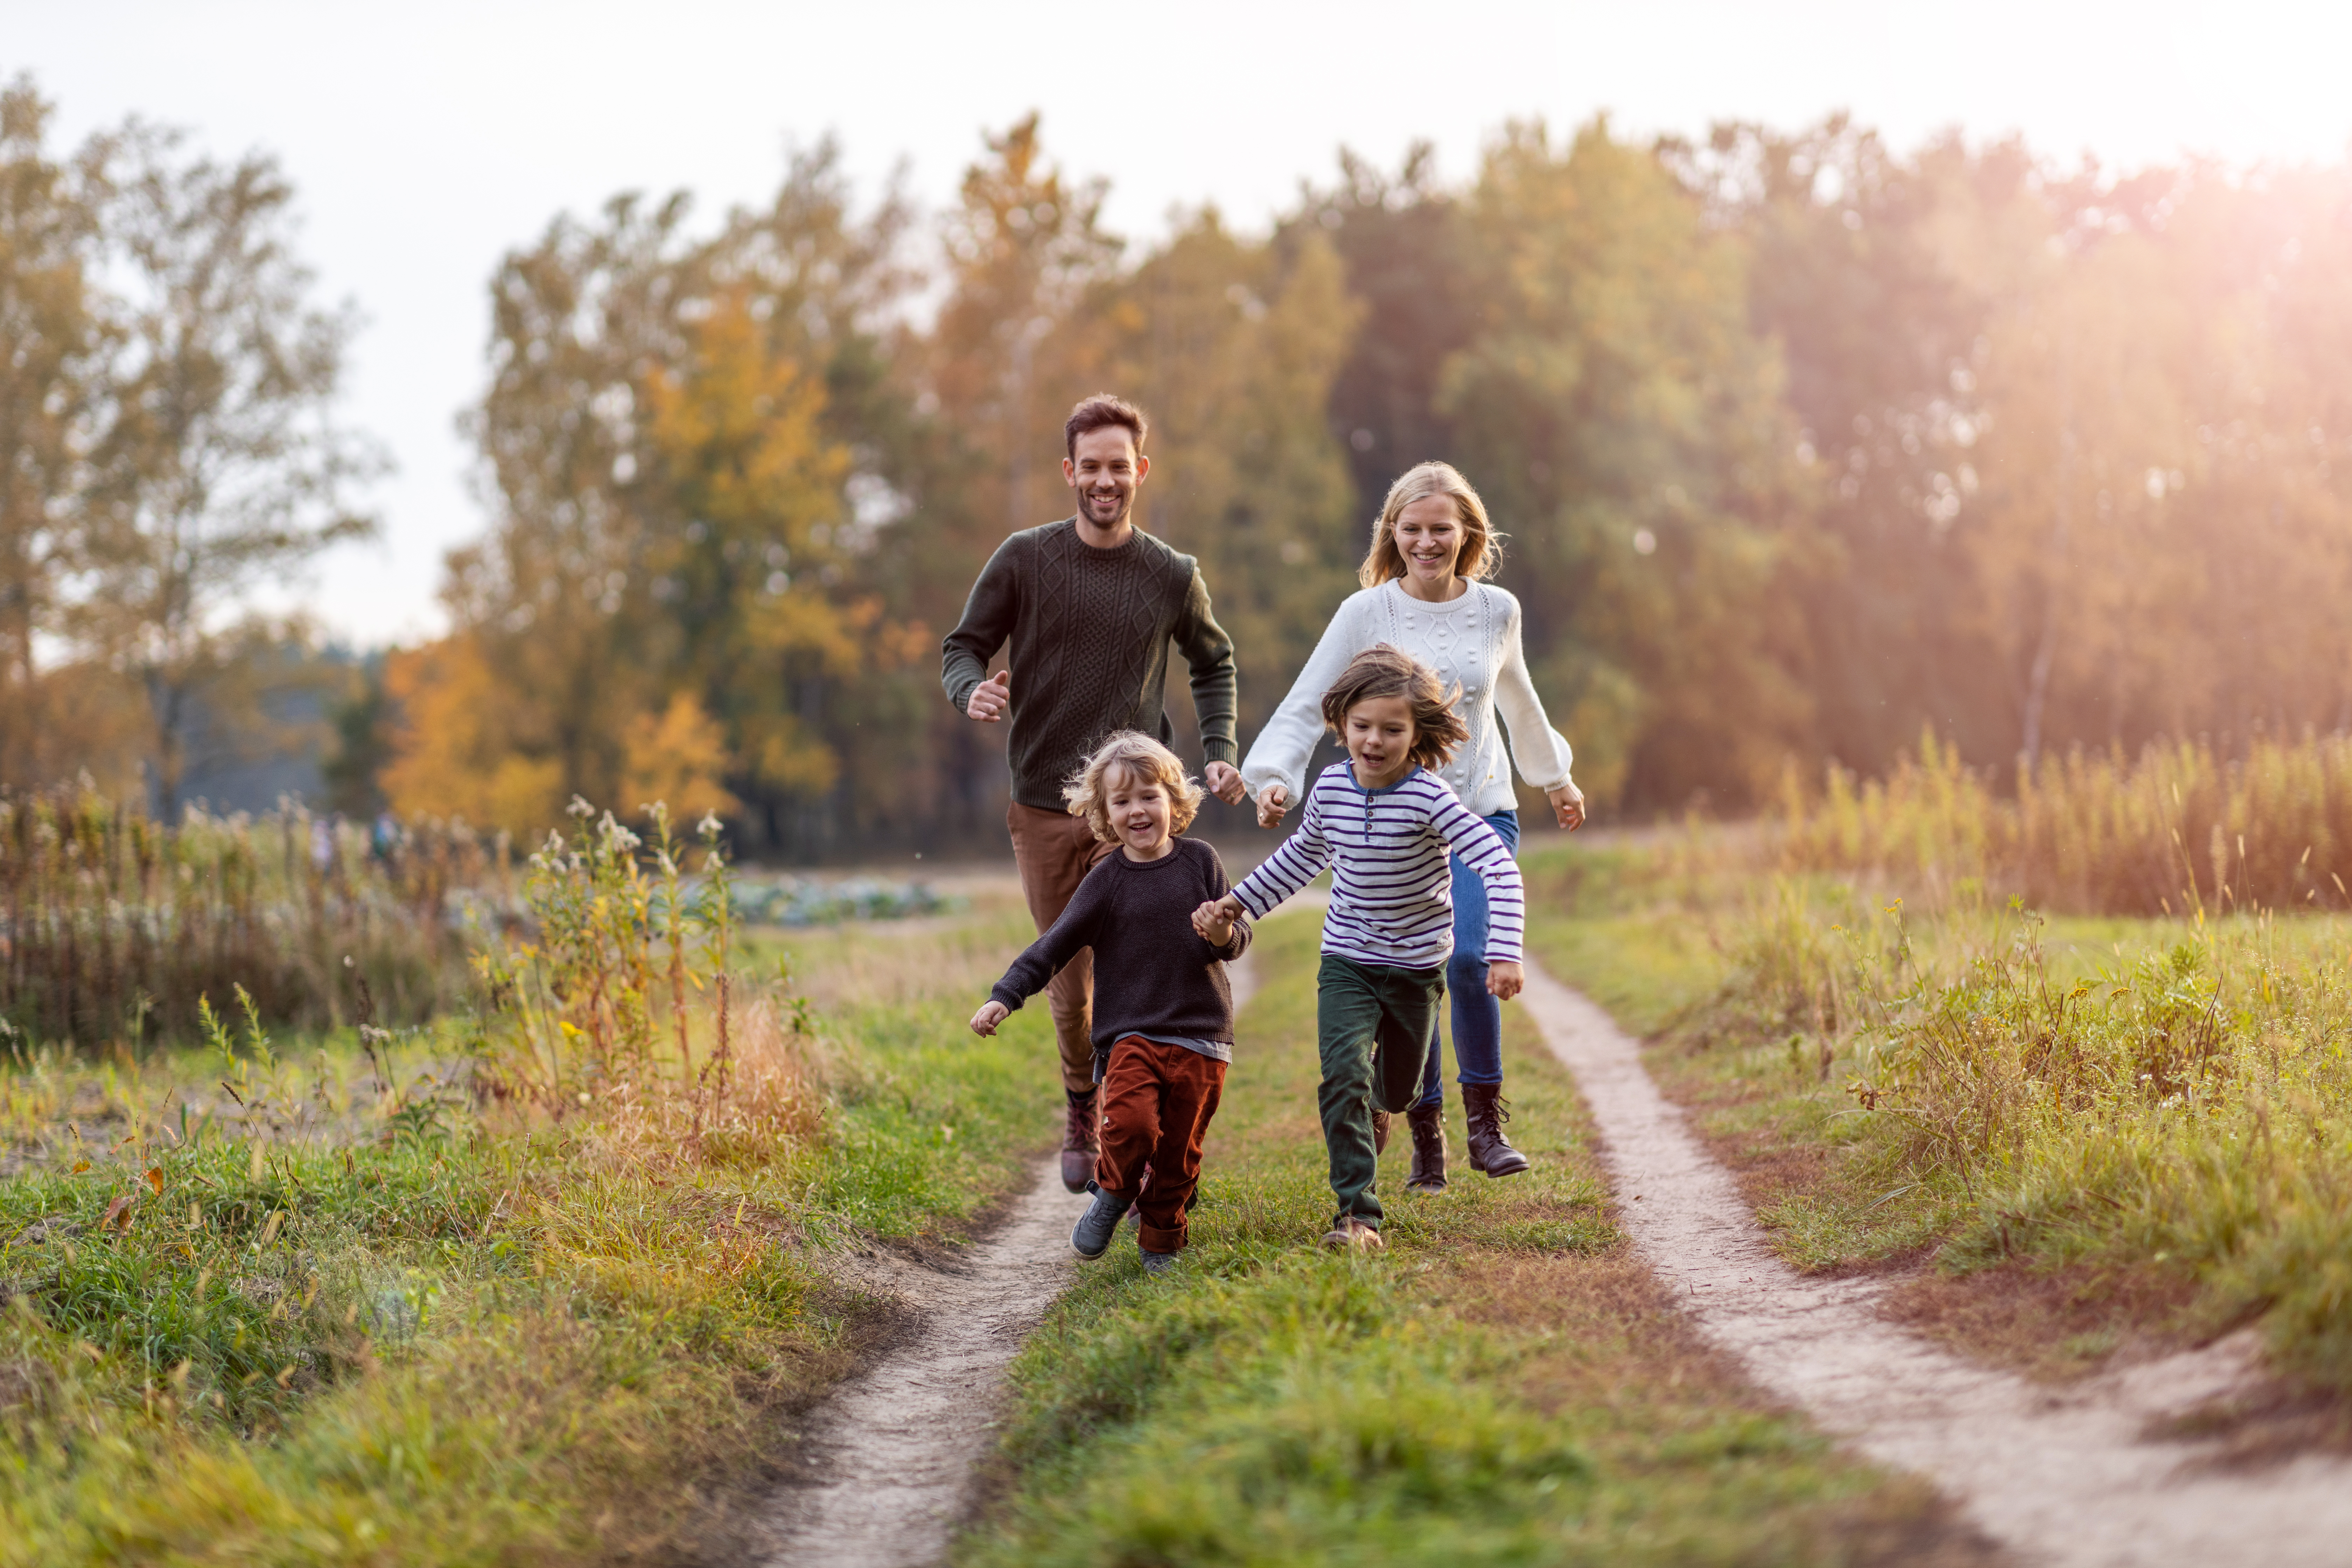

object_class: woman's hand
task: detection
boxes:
[1192,895,1244,944]
[969,1000,1009,1037]
[1547,778,1586,832]
[1486,960,1524,1000]
[1255,782,1289,829]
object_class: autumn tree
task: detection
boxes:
[387,144,934,848]
[0,79,113,787]
[75,122,382,813]
[1440,119,1809,808]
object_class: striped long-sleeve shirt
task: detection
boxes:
[1231,763,1524,970]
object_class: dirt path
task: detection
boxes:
[1520,959,2352,1568]
[754,952,1262,1567]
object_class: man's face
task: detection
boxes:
[1063,426,1149,528]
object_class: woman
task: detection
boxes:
[1241,461,1585,1191]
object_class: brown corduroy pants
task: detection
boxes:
[1005,802,1118,1094]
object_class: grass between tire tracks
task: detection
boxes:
[966,905,1988,1567]
[0,897,1057,1564]
[1520,837,2352,1428]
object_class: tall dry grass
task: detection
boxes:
[1779,730,2352,915]
[0,786,511,1050]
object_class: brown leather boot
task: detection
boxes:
[1372,1109,1391,1155]
[1462,1083,1530,1178]
[1060,1088,1100,1193]
[1406,1103,1448,1192]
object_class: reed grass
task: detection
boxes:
[1779,730,2352,916]
[0,786,510,1051]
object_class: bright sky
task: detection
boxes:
[8,0,2350,649]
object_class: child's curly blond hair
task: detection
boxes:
[1062,731,1204,842]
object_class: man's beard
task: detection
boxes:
[1081,488,1131,527]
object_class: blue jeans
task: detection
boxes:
[1416,809,1520,1111]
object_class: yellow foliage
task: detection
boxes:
[644,294,848,548]
[620,692,742,823]
[380,637,568,836]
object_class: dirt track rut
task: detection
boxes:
[754,952,1260,1567]
[1521,958,2352,1568]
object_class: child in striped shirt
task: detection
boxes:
[1195,644,1524,1250]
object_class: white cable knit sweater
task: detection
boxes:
[1241,579,1574,818]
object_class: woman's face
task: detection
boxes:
[1392,495,1464,593]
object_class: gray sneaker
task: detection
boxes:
[1139,1248,1179,1276]
[1071,1182,1132,1259]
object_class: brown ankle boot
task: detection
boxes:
[1406,1103,1448,1192]
[1372,1109,1391,1155]
[1060,1088,1100,1193]
[1462,1083,1530,1178]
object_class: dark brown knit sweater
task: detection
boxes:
[989,836,1251,1054]
[940,519,1239,811]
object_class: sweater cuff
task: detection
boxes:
[1202,736,1239,770]
[989,983,1026,1014]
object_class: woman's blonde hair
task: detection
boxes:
[1062,731,1204,842]
[1357,460,1500,588]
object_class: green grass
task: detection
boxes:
[964,906,1975,1567]
[0,905,1064,1564]
[1519,836,2352,1392]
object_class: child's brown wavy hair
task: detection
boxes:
[1062,730,1204,842]
[1318,644,1469,770]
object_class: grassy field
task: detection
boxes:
[1520,835,2352,1398]
[965,904,1988,1567]
[0,891,1059,1565]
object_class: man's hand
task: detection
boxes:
[1486,960,1524,1000]
[1255,782,1289,829]
[965,670,1010,723]
[1547,778,1587,832]
[969,1000,1010,1036]
[1192,895,1244,945]
[1203,761,1246,805]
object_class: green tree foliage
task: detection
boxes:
[1440,121,1809,807]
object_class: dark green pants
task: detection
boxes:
[1317,953,1444,1229]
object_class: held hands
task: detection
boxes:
[1192,894,1244,947]
[965,670,1011,723]
[1203,761,1247,805]
[1548,778,1587,832]
[1486,960,1524,1001]
[969,1000,1009,1037]
[1255,782,1288,829]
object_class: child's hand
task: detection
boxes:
[969,1000,1010,1036]
[1192,895,1243,945]
[1486,960,1524,1001]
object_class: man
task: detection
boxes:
[943,393,1248,1191]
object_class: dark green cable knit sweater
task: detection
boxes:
[941,519,1239,811]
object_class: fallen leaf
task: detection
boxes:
[144,1168,165,1196]
[100,1195,136,1231]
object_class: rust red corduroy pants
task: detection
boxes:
[1094,1034,1227,1253]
